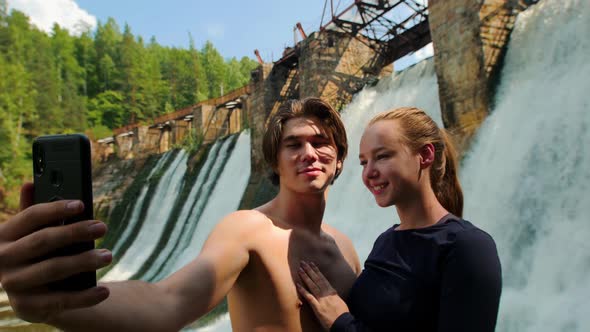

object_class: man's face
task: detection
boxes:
[276,116,342,194]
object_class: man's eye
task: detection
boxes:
[312,141,328,148]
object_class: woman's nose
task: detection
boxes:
[363,163,378,179]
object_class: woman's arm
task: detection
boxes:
[437,228,502,332]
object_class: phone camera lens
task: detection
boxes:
[34,144,45,176]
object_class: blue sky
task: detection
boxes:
[7,0,432,69]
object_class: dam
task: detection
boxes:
[4,0,588,331]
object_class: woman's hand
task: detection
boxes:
[296,261,349,330]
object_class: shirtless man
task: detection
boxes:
[0,97,361,331]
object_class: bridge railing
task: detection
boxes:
[112,85,250,136]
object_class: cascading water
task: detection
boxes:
[461,0,590,331]
[138,139,226,281]
[102,150,189,281]
[148,133,247,282]
[171,131,251,274]
[111,151,173,256]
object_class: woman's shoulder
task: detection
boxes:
[439,215,495,244]
[439,216,500,268]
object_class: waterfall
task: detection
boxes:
[138,139,225,281]
[325,58,442,261]
[462,0,590,331]
[171,131,251,274]
[148,133,246,281]
[111,151,173,256]
[102,150,189,281]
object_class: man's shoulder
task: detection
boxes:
[321,223,347,240]
[220,209,273,229]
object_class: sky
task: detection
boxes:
[6,0,433,70]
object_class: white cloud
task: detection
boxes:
[7,0,97,35]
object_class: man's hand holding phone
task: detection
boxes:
[0,186,111,323]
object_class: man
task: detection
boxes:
[0,97,361,331]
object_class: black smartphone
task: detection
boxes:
[32,134,97,291]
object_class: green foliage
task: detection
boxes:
[0,9,259,211]
[173,127,203,154]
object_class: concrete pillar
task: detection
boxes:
[114,133,134,159]
[193,104,216,143]
[429,0,533,153]
[159,127,171,153]
[429,0,489,152]
[298,30,393,111]
[171,120,189,145]
[248,64,275,174]
[228,107,241,134]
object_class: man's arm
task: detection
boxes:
[1,184,253,332]
[51,211,253,332]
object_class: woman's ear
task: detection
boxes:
[419,143,435,169]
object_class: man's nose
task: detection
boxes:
[301,142,318,162]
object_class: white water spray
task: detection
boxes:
[172,131,251,273]
[103,150,188,281]
[111,151,173,255]
[462,0,590,331]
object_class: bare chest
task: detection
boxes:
[228,229,357,330]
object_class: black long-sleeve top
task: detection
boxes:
[331,214,502,332]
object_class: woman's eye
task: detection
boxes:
[376,154,388,160]
[359,160,367,166]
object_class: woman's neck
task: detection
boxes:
[395,186,449,231]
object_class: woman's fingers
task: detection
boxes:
[298,264,321,296]
[299,261,336,297]
[296,283,318,304]
[307,262,335,292]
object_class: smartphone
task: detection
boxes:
[33,134,97,291]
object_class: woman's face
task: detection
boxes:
[359,119,422,207]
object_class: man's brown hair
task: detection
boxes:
[262,97,348,185]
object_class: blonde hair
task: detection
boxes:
[369,107,463,217]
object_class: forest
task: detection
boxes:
[0,7,259,212]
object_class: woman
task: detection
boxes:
[296,107,502,332]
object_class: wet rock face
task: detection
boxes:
[92,157,147,222]
[429,0,533,154]
[429,0,490,154]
